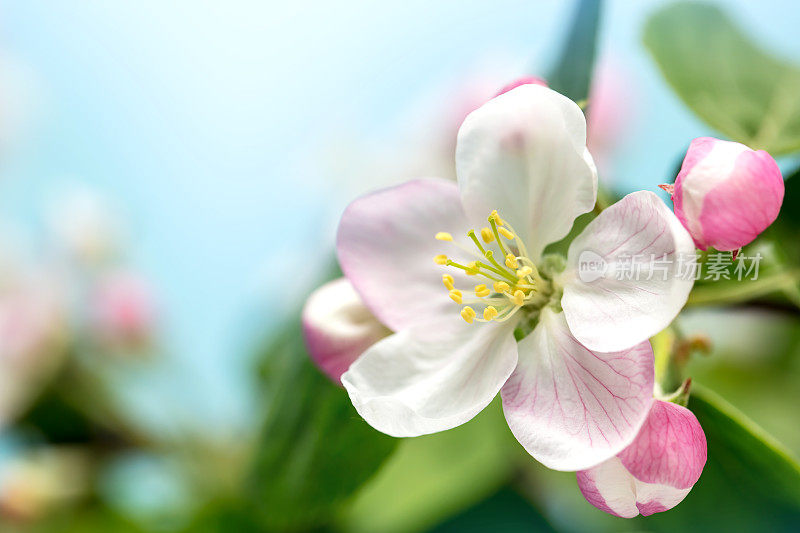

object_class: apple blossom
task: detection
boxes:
[669,137,784,251]
[89,270,157,352]
[335,84,695,470]
[577,399,707,517]
[302,277,391,383]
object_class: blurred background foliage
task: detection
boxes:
[1,0,800,532]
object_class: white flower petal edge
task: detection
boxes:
[560,191,695,352]
[301,278,390,384]
[501,308,654,471]
[342,319,518,438]
[337,178,474,335]
[456,84,598,262]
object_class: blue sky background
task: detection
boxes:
[1,0,798,433]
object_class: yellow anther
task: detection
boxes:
[435,232,453,241]
[483,306,499,321]
[442,274,455,290]
[449,289,463,304]
[489,210,505,226]
[480,227,495,243]
[466,261,479,275]
[493,281,510,293]
[505,254,518,269]
[474,284,491,298]
[461,306,476,324]
[516,266,533,278]
[510,290,525,306]
[498,226,515,240]
[434,254,448,265]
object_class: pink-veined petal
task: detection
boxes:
[342,318,518,438]
[560,191,695,352]
[456,84,597,262]
[337,178,474,334]
[577,400,707,517]
[501,308,654,471]
[301,278,391,384]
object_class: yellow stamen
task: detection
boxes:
[505,254,518,269]
[489,210,505,226]
[466,261,479,275]
[434,254,448,265]
[442,274,455,290]
[480,227,495,243]
[435,232,453,241]
[498,227,514,240]
[461,306,476,323]
[483,306,498,321]
[516,266,533,278]
[449,289,463,304]
[474,284,491,298]
[510,290,525,306]
[493,281,510,293]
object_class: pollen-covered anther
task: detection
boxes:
[466,261,479,275]
[489,210,505,226]
[461,306,476,324]
[442,274,455,290]
[516,266,533,278]
[434,254,448,265]
[474,284,491,298]
[510,290,525,306]
[498,227,514,240]
[480,227,495,243]
[435,232,453,241]
[483,306,498,321]
[505,254,518,269]
[493,281,510,293]
[449,289,463,304]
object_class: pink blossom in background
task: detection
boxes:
[302,277,391,384]
[671,137,784,251]
[89,271,157,351]
[577,399,707,518]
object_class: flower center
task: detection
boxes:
[434,210,549,324]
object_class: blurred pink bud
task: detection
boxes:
[494,76,548,97]
[672,137,784,251]
[90,271,156,350]
[302,277,390,384]
[576,400,707,518]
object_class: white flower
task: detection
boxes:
[334,85,695,470]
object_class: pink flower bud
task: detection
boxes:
[90,271,156,351]
[576,400,707,518]
[494,76,548,97]
[301,278,390,384]
[672,137,784,251]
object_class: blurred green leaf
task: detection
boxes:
[430,486,555,533]
[338,399,519,533]
[548,0,602,102]
[246,319,397,532]
[644,2,800,155]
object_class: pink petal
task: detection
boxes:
[674,137,784,251]
[342,318,518,438]
[301,278,391,384]
[576,400,707,518]
[336,178,474,334]
[561,191,695,352]
[501,308,654,471]
[494,76,548,97]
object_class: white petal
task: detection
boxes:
[337,178,475,334]
[501,308,653,471]
[456,84,597,261]
[301,278,390,383]
[342,319,518,438]
[560,191,695,352]
[576,457,690,518]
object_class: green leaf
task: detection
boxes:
[644,2,800,155]
[246,318,397,531]
[338,399,519,533]
[548,0,603,102]
[430,486,555,533]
